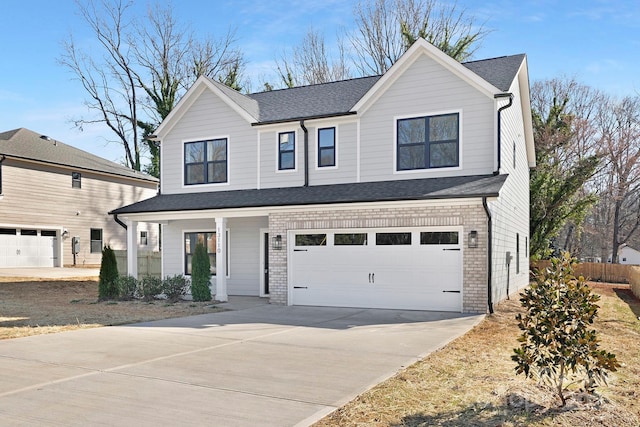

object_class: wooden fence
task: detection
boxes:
[113,250,162,279]
[531,261,633,284]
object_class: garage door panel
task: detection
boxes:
[290,229,463,312]
[0,233,56,268]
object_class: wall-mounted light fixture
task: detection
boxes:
[468,230,478,248]
[272,234,283,250]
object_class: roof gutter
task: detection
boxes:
[482,196,494,314]
[300,120,309,187]
[494,93,514,175]
[251,111,357,127]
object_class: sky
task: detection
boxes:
[1,0,639,166]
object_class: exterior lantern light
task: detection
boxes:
[468,230,478,248]
[272,234,283,250]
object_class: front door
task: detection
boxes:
[263,232,269,295]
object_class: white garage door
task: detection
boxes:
[0,229,57,267]
[290,228,462,311]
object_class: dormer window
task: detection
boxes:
[396,112,459,170]
[72,172,81,188]
[184,138,228,185]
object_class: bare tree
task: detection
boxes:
[596,96,640,262]
[350,0,489,75]
[276,27,351,87]
[60,0,243,174]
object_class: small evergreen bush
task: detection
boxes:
[139,275,163,301]
[190,242,212,302]
[98,246,119,300]
[116,275,138,300]
[512,252,620,406]
[163,274,189,303]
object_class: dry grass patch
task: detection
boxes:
[314,283,640,427]
[0,279,221,340]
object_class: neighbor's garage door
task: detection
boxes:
[290,228,462,311]
[0,228,57,267]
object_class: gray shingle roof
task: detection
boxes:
[225,54,525,124]
[111,174,506,215]
[247,76,381,124]
[463,54,526,92]
[0,128,158,182]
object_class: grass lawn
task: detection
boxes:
[314,283,640,427]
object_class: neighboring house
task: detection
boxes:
[112,39,535,313]
[608,244,640,265]
[0,128,159,267]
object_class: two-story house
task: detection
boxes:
[0,128,159,267]
[112,39,535,313]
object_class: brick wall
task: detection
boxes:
[268,202,489,313]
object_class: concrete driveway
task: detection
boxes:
[0,300,483,426]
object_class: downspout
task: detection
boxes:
[113,214,128,230]
[300,120,309,187]
[483,197,494,314]
[494,93,514,175]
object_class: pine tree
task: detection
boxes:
[191,242,212,302]
[99,246,119,300]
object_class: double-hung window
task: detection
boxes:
[184,231,229,276]
[90,228,103,253]
[184,138,228,185]
[317,127,336,167]
[397,112,459,170]
[278,131,295,170]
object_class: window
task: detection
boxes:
[334,233,367,246]
[41,230,57,237]
[295,234,327,246]
[376,232,411,245]
[513,141,517,169]
[516,233,520,274]
[184,231,229,276]
[420,232,459,245]
[72,172,81,188]
[184,139,228,185]
[0,228,16,235]
[525,237,528,258]
[90,228,103,253]
[140,231,148,246]
[20,229,37,236]
[278,131,295,170]
[318,127,336,167]
[397,113,459,170]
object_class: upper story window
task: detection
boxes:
[318,127,336,167]
[72,172,81,188]
[397,112,459,171]
[184,138,228,185]
[278,131,295,170]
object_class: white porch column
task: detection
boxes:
[215,217,228,301]
[126,220,138,278]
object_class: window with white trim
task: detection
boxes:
[184,231,229,276]
[278,131,295,170]
[317,127,336,167]
[72,172,81,189]
[90,228,103,253]
[397,113,459,170]
[140,230,148,246]
[184,139,227,185]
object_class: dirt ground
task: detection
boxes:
[0,278,220,340]
[314,283,640,427]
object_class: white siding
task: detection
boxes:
[161,216,267,296]
[308,121,358,185]
[161,88,258,194]
[488,77,531,303]
[359,54,495,182]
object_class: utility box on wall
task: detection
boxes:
[72,236,80,255]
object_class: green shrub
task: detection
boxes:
[116,275,138,300]
[138,275,163,301]
[98,246,119,300]
[512,252,620,406]
[190,242,212,302]
[163,274,189,303]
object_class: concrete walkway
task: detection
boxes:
[0,267,99,279]
[0,301,483,426]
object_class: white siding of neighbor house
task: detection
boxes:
[161,87,258,194]
[162,216,266,296]
[487,75,531,304]
[0,159,158,266]
[359,54,495,182]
